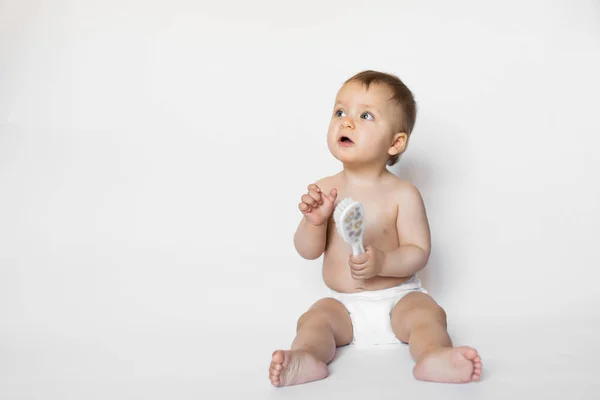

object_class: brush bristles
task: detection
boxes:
[333,197,365,244]
[333,197,355,226]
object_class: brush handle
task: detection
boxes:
[351,242,365,255]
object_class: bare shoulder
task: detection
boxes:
[387,175,426,208]
[314,172,342,195]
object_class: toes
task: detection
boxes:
[269,350,286,386]
[474,359,483,375]
[269,360,283,371]
[272,350,285,364]
[472,365,483,381]
[459,347,480,362]
[463,347,478,360]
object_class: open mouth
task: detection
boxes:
[339,136,354,145]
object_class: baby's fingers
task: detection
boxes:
[307,189,323,204]
[349,263,366,272]
[324,188,338,204]
[349,253,369,265]
[299,202,312,214]
[349,257,367,274]
[301,194,319,207]
[307,183,321,194]
[350,269,366,279]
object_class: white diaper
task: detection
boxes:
[329,276,427,348]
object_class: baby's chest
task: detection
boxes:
[331,196,398,242]
[360,202,398,241]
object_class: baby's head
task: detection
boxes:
[327,70,417,167]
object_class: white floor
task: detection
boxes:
[1,314,598,399]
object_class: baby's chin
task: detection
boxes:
[328,148,352,164]
[331,153,368,166]
[327,142,375,166]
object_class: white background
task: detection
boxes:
[1,0,600,398]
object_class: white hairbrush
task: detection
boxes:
[333,197,366,255]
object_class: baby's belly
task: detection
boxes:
[322,246,410,293]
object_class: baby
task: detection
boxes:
[269,70,482,386]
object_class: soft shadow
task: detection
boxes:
[329,344,353,366]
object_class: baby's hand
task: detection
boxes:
[348,245,385,280]
[299,183,338,226]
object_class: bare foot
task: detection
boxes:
[269,350,329,387]
[413,346,482,383]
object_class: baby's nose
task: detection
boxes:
[342,118,354,128]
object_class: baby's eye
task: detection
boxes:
[335,109,346,117]
[361,112,374,120]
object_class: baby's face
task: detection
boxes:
[327,81,402,166]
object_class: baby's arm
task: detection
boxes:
[294,220,327,260]
[294,178,337,260]
[378,183,431,278]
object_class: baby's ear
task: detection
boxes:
[388,132,408,156]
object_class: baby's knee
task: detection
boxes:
[296,299,338,330]
[296,309,331,331]
[410,305,448,328]
[395,302,448,333]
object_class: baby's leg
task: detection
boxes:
[269,298,353,387]
[390,292,482,383]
